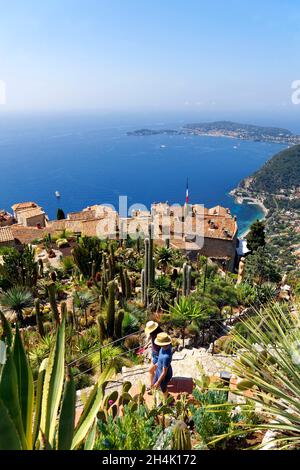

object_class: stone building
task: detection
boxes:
[12,202,47,228]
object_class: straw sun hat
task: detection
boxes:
[145,321,159,338]
[154,332,172,347]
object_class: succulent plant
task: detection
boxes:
[171,421,192,450]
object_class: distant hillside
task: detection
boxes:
[248,144,300,193]
[184,121,293,138]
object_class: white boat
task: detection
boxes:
[55,191,61,198]
[160,144,167,148]
[233,146,238,150]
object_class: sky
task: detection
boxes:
[0,0,300,115]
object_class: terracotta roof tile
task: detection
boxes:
[0,226,14,243]
[12,202,38,212]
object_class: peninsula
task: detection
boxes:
[127,121,300,145]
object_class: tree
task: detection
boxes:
[57,208,65,220]
[246,220,266,252]
[0,286,33,324]
[245,247,281,286]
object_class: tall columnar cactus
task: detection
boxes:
[97,315,106,345]
[99,294,104,311]
[142,233,155,306]
[186,265,192,296]
[119,266,126,298]
[60,302,67,322]
[38,259,44,278]
[67,309,74,328]
[100,276,107,298]
[152,257,156,286]
[171,421,192,450]
[91,261,96,280]
[148,224,154,288]
[176,288,180,303]
[125,269,131,299]
[109,243,116,274]
[35,298,45,338]
[106,281,116,338]
[182,263,187,296]
[182,263,192,296]
[144,238,151,305]
[46,281,60,325]
[114,309,124,339]
[141,269,146,304]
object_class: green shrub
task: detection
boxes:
[94,405,162,450]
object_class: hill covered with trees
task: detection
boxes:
[248,144,300,193]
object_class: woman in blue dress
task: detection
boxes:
[145,321,163,389]
[153,332,173,400]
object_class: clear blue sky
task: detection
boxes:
[0,0,300,113]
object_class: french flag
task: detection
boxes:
[186,178,189,204]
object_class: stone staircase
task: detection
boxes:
[76,347,235,408]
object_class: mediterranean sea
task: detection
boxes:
[0,112,287,235]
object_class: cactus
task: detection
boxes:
[148,224,154,288]
[125,269,131,299]
[182,263,187,296]
[141,269,146,303]
[142,234,155,306]
[152,256,156,285]
[171,421,192,450]
[115,309,124,339]
[60,301,67,322]
[144,238,150,299]
[67,310,74,327]
[182,263,192,296]
[186,265,192,296]
[38,259,44,278]
[97,315,106,345]
[99,294,104,311]
[106,281,116,338]
[119,266,126,298]
[35,298,45,338]
[91,261,96,280]
[100,276,107,298]
[46,281,60,325]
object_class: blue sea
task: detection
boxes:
[0,112,287,235]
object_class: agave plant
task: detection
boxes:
[0,310,114,450]
[215,302,300,450]
[0,286,33,324]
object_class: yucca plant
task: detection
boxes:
[0,309,114,450]
[213,302,300,450]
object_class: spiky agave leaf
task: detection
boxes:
[226,301,300,450]
[12,326,34,449]
[40,319,65,448]
[71,363,115,449]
